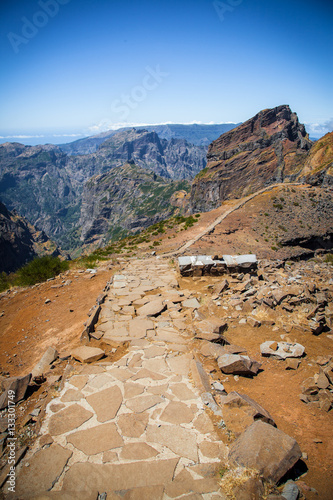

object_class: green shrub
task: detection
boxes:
[324,254,333,265]
[16,256,69,286]
[0,272,10,293]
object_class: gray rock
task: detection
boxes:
[31,346,58,378]
[260,341,305,359]
[0,374,32,410]
[217,354,261,376]
[281,480,299,500]
[228,421,302,484]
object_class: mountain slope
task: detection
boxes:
[299,131,333,185]
[190,105,312,212]
[79,162,190,244]
[59,123,240,155]
[0,201,60,273]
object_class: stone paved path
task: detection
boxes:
[9,259,228,500]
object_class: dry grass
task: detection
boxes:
[219,464,261,499]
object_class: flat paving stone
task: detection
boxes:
[146,424,198,462]
[67,422,124,455]
[160,401,195,424]
[182,298,201,309]
[48,404,93,436]
[86,386,122,422]
[125,394,163,413]
[143,345,167,359]
[120,442,159,460]
[155,328,187,344]
[128,318,154,338]
[62,459,179,492]
[86,373,113,389]
[15,444,72,497]
[117,412,149,437]
[167,353,193,376]
[123,382,145,398]
[61,389,84,402]
[130,368,166,381]
[69,375,89,390]
[137,300,166,317]
[170,383,197,401]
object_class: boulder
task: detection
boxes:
[31,346,58,378]
[217,354,261,376]
[228,421,302,483]
[260,341,305,359]
[71,346,105,363]
[0,374,32,410]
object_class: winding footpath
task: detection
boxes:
[8,259,228,499]
[163,182,302,257]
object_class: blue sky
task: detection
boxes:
[0,0,332,144]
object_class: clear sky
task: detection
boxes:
[0,0,332,144]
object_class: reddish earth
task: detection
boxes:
[1,186,333,498]
[0,266,113,377]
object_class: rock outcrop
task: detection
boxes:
[79,163,190,244]
[300,131,333,186]
[0,201,60,273]
[190,105,312,212]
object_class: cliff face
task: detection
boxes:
[86,129,207,180]
[190,105,312,212]
[0,202,60,273]
[0,131,205,250]
[79,163,190,244]
[0,143,80,249]
[299,132,333,186]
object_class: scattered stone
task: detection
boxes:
[247,316,261,328]
[228,421,302,483]
[260,341,305,359]
[0,373,32,410]
[182,298,201,309]
[190,360,211,393]
[281,480,299,500]
[45,299,51,304]
[218,354,261,376]
[314,370,330,389]
[71,346,105,363]
[285,358,300,370]
[31,346,58,378]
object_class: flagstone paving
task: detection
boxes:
[8,259,228,499]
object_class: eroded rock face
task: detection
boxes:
[190,105,312,212]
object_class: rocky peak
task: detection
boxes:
[190,105,312,213]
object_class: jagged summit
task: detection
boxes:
[190,105,313,212]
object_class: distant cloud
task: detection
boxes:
[86,119,237,135]
[305,119,333,138]
[52,133,83,138]
[0,134,45,139]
